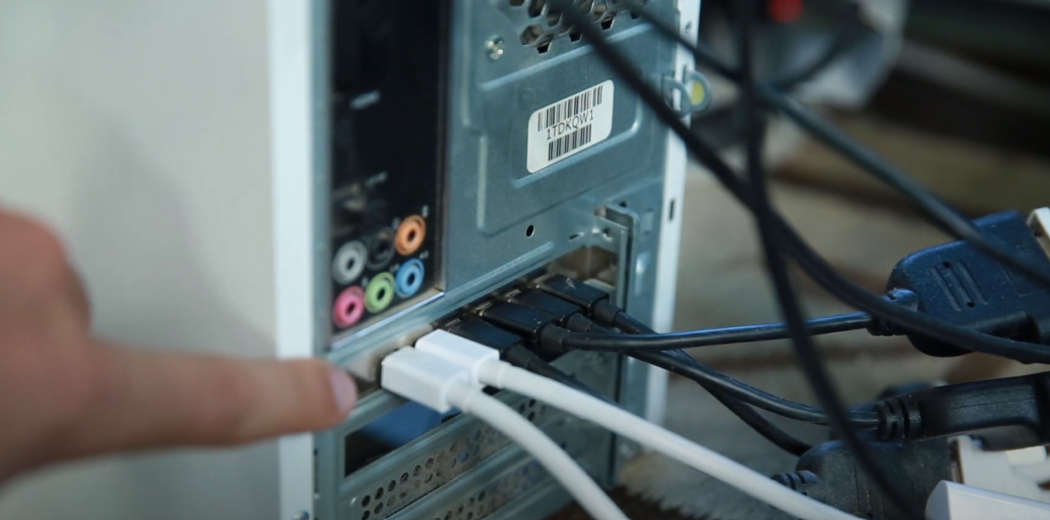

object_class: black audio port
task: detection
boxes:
[367,228,396,270]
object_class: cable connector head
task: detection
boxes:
[380,347,475,413]
[415,330,501,384]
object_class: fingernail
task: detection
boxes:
[328,366,358,416]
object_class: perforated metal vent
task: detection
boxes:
[347,399,552,520]
[511,0,648,54]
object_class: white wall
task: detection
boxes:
[0,1,280,518]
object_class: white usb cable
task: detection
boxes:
[414,330,861,520]
[380,346,630,520]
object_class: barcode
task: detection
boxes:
[548,125,593,161]
[538,85,606,131]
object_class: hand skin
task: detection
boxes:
[0,209,357,484]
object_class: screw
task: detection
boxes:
[292,512,310,520]
[485,37,506,60]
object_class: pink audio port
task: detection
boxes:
[333,286,366,328]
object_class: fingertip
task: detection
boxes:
[327,365,358,418]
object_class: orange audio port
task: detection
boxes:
[395,215,426,256]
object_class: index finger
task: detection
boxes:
[53,340,357,461]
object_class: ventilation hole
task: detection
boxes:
[547,12,561,27]
[520,24,543,45]
[569,30,582,42]
[450,458,457,468]
[509,0,525,5]
[569,232,583,241]
[387,497,394,507]
[400,492,407,499]
[528,411,536,421]
[413,465,422,476]
[601,16,614,30]
[459,451,469,462]
[374,504,383,515]
[471,430,482,442]
[467,514,474,520]
[458,506,465,514]
[518,403,527,413]
[944,262,952,268]
[426,458,434,469]
[668,199,676,221]
[479,491,487,502]
[388,480,396,491]
[425,473,434,483]
[541,404,548,414]
[375,488,384,499]
[528,0,546,17]
[401,472,409,484]
[529,399,536,407]
[445,512,452,520]
[362,496,372,507]
[470,498,476,507]
[362,511,371,520]
[968,302,976,308]
[537,38,552,53]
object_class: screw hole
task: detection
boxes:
[525,225,536,237]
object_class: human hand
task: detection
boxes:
[0,209,357,484]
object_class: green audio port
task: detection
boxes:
[365,272,396,313]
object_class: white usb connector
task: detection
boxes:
[378,335,630,520]
[380,347,476,413]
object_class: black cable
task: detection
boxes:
[631,349,879,427]
[660,350,813,456]
[547,311,872,351]
[738,1,918,516]
[629,1,1050,292]
[611,313,815,454]
[582,0,1050,364]
[759,86,1050,291]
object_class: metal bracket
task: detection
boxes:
[662,68,713,117]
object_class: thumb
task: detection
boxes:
[55,340,357,460]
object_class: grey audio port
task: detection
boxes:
[367,228,396,270]
[333,240,368,284]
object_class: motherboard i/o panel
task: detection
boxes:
[328,0,448,338]
[307,1,700,519]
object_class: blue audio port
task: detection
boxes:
[395,259,425,299]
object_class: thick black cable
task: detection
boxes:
[562,0,1050,364]
[759,86,1050,290]
[628,1,1050,292]
[738,1,919,516]
[552,311,872,351]
[631,349,879,427]
[661,350,813,456]
[612,314,815,455]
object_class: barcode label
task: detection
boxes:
[538,85,605,131]
[548,124,593,161]
[527,80,615,173]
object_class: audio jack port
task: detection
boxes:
[365,272,397,313]
[395,215,426,256]
[332,240,367,284]
[332,286,366,328]
[395,259,425,298]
